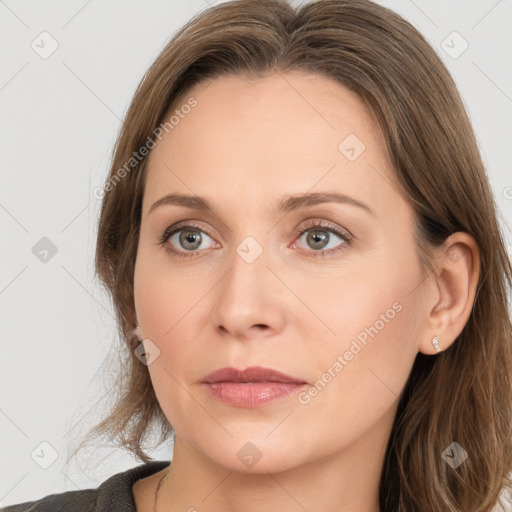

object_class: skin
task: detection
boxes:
[131,72,480,512]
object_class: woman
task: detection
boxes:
[3,0,511,510]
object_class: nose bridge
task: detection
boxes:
[211,229,285,337]
[226,231,271,302]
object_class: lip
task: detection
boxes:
[202,366,308,408]
[202,366,306,384]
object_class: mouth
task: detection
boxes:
[202,366,308,408]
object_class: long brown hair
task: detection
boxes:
[68,1,512,510]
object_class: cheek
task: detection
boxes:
[133,265,168,338]
[133,250,207,377]
[133,254,201,431]
[302,253,423,396]
[134,247,187,338]
[292,287,421,448]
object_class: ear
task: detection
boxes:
[132,325,143,341]
[418,232,480,355]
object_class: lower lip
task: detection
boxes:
[203,382,308,408]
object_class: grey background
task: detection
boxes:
[1,0,511,507]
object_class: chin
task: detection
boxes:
[201,436,305,475]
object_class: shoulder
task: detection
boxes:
[0,488,98,512]
[0,460,171,512]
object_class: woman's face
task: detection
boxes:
[134,72,431,473]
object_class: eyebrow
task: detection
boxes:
[148,192,374,216]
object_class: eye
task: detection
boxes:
[158,222,218,259]
[158,219,352,260]
[292,220,352,258]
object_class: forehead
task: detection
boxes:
[160,72,378,146]
[142,72,396,219]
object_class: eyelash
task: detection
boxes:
[157,220,352,260]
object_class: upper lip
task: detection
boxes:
[202,366,307,384]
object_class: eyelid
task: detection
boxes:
[158,221,219,249]
[159,220,217,240]
[295,219,353,241]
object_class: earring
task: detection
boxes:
[432,335,441,352]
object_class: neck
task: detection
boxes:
[156,412,394,512]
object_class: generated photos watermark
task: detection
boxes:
[93,96,198,200]
[298,301,403,405]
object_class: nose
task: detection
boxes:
[211,238,286,340]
